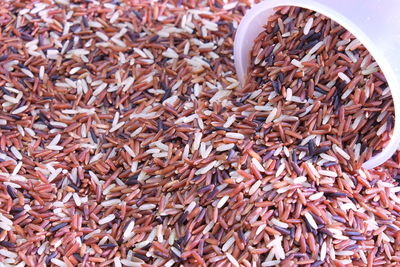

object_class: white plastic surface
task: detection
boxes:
[233,0,400,169]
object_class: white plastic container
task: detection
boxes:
[233,0,400,169]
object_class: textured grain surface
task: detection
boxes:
[0,1,399,267]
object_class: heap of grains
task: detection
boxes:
[0,1,400,267]
[246,7,395,171]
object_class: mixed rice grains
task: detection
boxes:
[0,1,399,267]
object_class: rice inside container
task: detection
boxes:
[233,0,400,169]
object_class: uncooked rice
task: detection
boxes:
[0,2,398,267]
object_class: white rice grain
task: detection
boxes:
[96,31,109,41]
[21,68,34,78]
[182,144,190,160]
[308,41,324,55]
[123,220,135,242]
[226,132,244,139]
[262,260,281,267]
[309,192,324,201]
[98,214,116,225]
[255,105,273,111]
[93,82,107,96]
[291,59,303,68]
[319,153,337,162]
[0,221,11,231]
[319,170,338,178]
[122,77,135,92]
[183,41,190,55]
[222,236,235,252]
[37,241,47,255]
[275,162,285,177]
[130,127,142,138]
[89,171,102,185]
[271,218,288,228]
[185,201,197,214]
[165,259,175,267]
[153,152,168,158]
[306,162,320,178]
[252,157,265,173]
[110,122,125,133]
[216,143,234,152]
[47,145,63,151]
[51,258,67,267]
[202,221,215,234]
[265,108,277,123]
[114,257,122,267]
[256,224,266,235]
[72,193,82,207]
[151,141,169,151]
[336,250,354,256]
[304,212,318,229]
[50,121,67,128]
[377,122,387,136]
[12,161,22,176]
[273,146,283,156]
[293,176,307,184]
[192,132,202,151]
[0,249,17,258]
[10,146,22,160]
[171,246,181,257]
[377,111,387,123]
[226,253,239,267]
[346,39,361,51]
[359,250,367,264]
[223,115,236,128]
[162,48,179,59]
[303,17,313,35]
[69,67,81,75]
[49,134,61,147]
[338,259,352,265]
[332,144,350,160]
[217,195,229,208]
[139,204,156,211]
[249,180,261,195]
[286,88,293,101]
[183,114,198,123]
[320,241,327,261]
[338,72,351,84]
[12,105,28,114]
[351,114,363,130]
[101,199,121,207]
[124,145,136,158]
[39,66,45,80]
